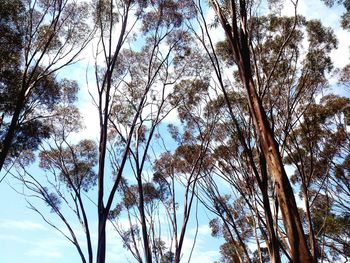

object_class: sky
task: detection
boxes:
[0,1,350,263]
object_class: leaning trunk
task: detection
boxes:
[0,89,26,171]
[208,0,312,261]
[244,75,311,262]
[303,184,317,262]
[259,153,281,263]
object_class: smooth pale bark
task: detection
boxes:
[208,0,312,261]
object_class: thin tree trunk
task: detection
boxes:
[303,185,317,262]
[96,89,109,263]
[97,213,107,263]
[137,173,153,263]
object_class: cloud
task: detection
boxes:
[23,236,76,260]
[0,219,45,231]
[0,234,28,243]
[331,29,350,68]
[188,249,220,263]
[282,0,349,70]
[180,235,221,263]
[78,97,100,140]
[0,228,68,260]
[25,249,62,258]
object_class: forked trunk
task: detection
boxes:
[208,0,312,261]
[244,75,311,263]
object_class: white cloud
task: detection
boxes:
[0,219,45,231]
[197,224,212,236]
[78,96,100,140]
[25,249,62,258]
[0,234,27,243]
[282,0,349,70]
[188,249,220,263]
[23,236,76,259]
[331,29,350,68]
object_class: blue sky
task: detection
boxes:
[0,179,81,263]
[1,0,350,262]
[0,171,222,263]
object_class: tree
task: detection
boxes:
[91,1,196,262]
[10,83,96,263]
[2,1,349,263]
[0,0,93,172]
[285,94,350,261]
[322,0,350,29]
[191,1,340,261]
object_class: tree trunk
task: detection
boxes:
[209,1,312,261]
[137,174,153,263]
[303,185,317,262]
[262,193,281,263]
[244,74,311,262]
[96,108,108,263]
[0,90,26,171]
[96,213,107,263]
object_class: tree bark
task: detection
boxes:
[209,0,312,261]
[259,153,281,263]
[0,89,26,171]
[303,184,318,262]
[96,213,107,263]
[137,172,153,263]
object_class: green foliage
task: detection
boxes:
[2,1,350,262]
[161,251,175,263]
[252,248,269,263]
[284,94,350,260]
[0,0,24,70]
[0,73,80,160]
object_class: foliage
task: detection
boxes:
[0,0,92,170]
[2,1,350,263]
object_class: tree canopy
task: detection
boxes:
[0,0,349,263]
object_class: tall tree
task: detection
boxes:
[0,0,93,172]
[285,94,350,261]
[192,0,340,261]
[92,0,196,262]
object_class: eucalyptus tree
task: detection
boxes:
[202,1,309,259]
[0,0,93,172]
[5,0,200,262]
[16,136,98,263]
[91,0,197,262]
[10,79,96,263]
[176,1,341,262]
[322,0,350,30]
[285,94,350,262]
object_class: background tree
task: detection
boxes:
[11,92,96,263]
[1,1,349,263]
[285,94,350,261]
